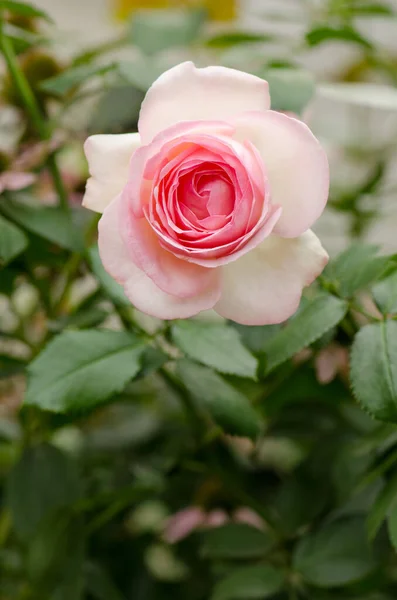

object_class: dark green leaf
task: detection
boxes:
[350,321,397,422]
[201,523,272,559]
[40,63,115,97]
[294,517,377,587]
[172,321,257,379]
[6,444,81,541]
[89,86,143,134]
[324,244,389,298]
[306,26,373,49]
[0,214,28,267]
[176,359,261,438]
[0,354,26,378]
[231,323,280,354]
[1,198,83,252]
[0,0,52,22]
[129,7,205,55]
[205,31,273,48]
[25,329,146,413]
[367,473,397,540]
[262,68,315,114]
[88,245,130,308]
[387,504,397,551]
[84,562,125,600]
[211,565,285,600]
[262,295,348,374]
[372,270,397,315]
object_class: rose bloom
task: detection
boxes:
[83,62,329,324]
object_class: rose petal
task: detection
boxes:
[83,133,141,213]
[234,111,329,237]
[214,230,328,325]
[98,195,221,319]
[139,61,270,143]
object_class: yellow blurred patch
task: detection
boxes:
[115,0,236,21]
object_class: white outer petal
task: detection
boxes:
[215,230,328,326]
[234,111,329,238]
[138,61,270,143]
[83,133,141,213]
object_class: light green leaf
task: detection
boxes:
[306,26,373,49]
[367,472,397,540]
[40,63,115,96]
[0,214,28,267]
[25,329,146,413]
[372,270,397,315]
[324,244,389,298]
[262,68,315,114]
[0,0,52,22]
[88,245,130,308]
[1,198,83,252]
[230,323,280,354]
[6,444,81,541]
[89,86,143,134]
[350,321,397,422]
[294,517,377,587]
[205,31,273,48]
[262,294,348,374]
[176,359,261,439]
[351,2,394,16]
[172,321,257,379]
[129,7,205,55]
[211,565,285,600]
[201,523,272,559]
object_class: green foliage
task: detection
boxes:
[25,330,146,413]
[324,244,390,298]
[172,320,258,379]
[372,270,397,315]
[200,523,272,559]
[351,321,397,422]
[262,68,315,114]
[0,196,83,252]
[0,0,52,22]
[262,294,348,374]
[306,25,373,49]
[294,517,378,587]
[210,565,286,600]
[176,359,261,438]
[0,214,28,266]
[40,63,115,97]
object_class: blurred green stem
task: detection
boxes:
[0,15,70,213]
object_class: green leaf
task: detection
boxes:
[294,517,377,587]
[230,323,280,354]
[117,57,166,92]
[211,565,285,600]
[129,7,205,55]
[176,359,261,439]
[262,295,348,374]
[2,22,47,53]
[324,244,389,298]
[205,31,273,48]
[350,321,397,422]
[201,523,272,559]
[372,270,397,315]
[367,472,397,540]
[306,26,373,49]
[262,68,315,114]
[172,321,257,379]
[351,2,394,16]
[84,562,125,600]
[88,245,130,308]
[0,214,28,267]
[387,504,397,551]
[40,63,115,97]
[0,0,52,22]
[6,444,81,541]
[1,198,83,252]
[24,329,146,413]
[0,354,26,378]
[89,86,143,134]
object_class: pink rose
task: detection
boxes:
[83,62,329,324]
